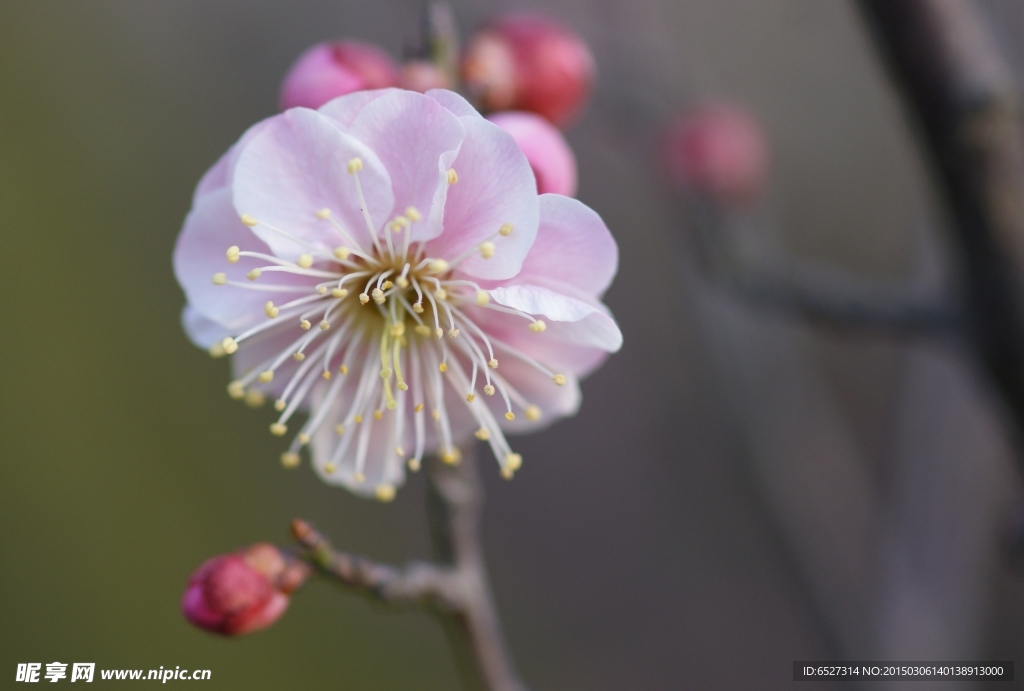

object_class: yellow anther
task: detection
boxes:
[429,259,449,274]
[414,403,424,413]
[505,411,516,421]
[408,458,421,471]
[240,214,258,227]
[476,290,490,306]
[244,389,265,408]
[264,301,279,318]
[354,414,363,424]
[397,382,408,391]
[353,471,365,482]
[435,327,444,339]
[488,358,498,369]
[405,206,422,221]
[396,446,405,457]
[227,381,245,399]
[474,428,491,441]
[281,452,301,469]
[293,352,305,362]
[373,409,383,420]
[322,371,331,380]
[466,393,476,402]
[389,217,408,233]
[298,433,310,445]
[447,168,458,184]
[501,467,515,479]
[333,246,350,261]
[390,322,405,337]
[414,324,432,336]
[441,447,462,464]
[359,292,370,304]
[372,289,385,304]
[347,157,363,173]
[431,409,441,421]
[382,280,393,290]
[297,253,314,268]
[380,368,392,379]
[499,223,513,237]
[339,364,349,375]
[483,384,495,396]
[226,246,240,263]
[413,302,425,314]
[479,241,495,259]
[334,424,345,435]
[316,285,328,295]
[221,337,239,355]
[434,288,448,300]
[274,399,286,412]
[448,328,460,339]
[316,208,332,220]
[529,320,547,333]
[319,320,330,331]
[246,268,261,281]
[525,405,541,421]
[396,277,409,288]
[300,319,311,331]
[325,463,337,475]
[505,453,523,471]
[212,273,227,285]
[331,287,348,298]
[269,422,288,436]
[375,484,396,502]
[552,374,566,386]
[258,370,274,383]
[439,363,448,373]
[208,342,226,358]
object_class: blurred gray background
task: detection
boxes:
[3,0,1024,689]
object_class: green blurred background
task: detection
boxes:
[5,1,1024,689]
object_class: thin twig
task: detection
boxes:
[292,447,528,691]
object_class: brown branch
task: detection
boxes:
[854,0,1024,438]
[292,447,528,691]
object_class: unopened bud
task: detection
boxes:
[487,111,577,196]
[663,102,770,207]
[181,543,309,636]
[462,13,594,128]
[279,41,400,111]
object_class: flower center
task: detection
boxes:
[209,158,560,498]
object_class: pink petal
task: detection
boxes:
[317,88,394,131]
[487,283,622,352]
[485,356,581,433]
[425,89,483,119]
[193,119,273,203]
[487,112,577,196]
[347,90,466,243]
[173,188,307,332]
[425,117,539,280]
[181,306,231,349]
[506,194,616,297]
[232,108,395,259]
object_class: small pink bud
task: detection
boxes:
[664,103,770,206]
[181,543,308,636]
[399,60,453,93]
[488,111,577,196]
[279,41,400,111]
[462,14,594,128]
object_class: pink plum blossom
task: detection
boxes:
[279,41,400,111]
[174,89,621,499]
[488,111,577,196]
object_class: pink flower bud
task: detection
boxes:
[462,14,594,128]
[279,41,400,111]
[664,103,770,206]
[399,60,453,93]
[181,543,308,636]
[488,111,577,196]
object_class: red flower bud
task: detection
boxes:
[279,41,400,111]
[181,543,308,636]
[399,60,453,93]
[488,111,577,196]
[664,103,770,206]
[462,13,594,128]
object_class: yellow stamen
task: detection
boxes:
[335,424,345,435]
[529,320,547,333]
[227,381,245,399]
[240,214,258,227]
[373,409,383,420]
[483,384,495,396]
[246,268,261,281]
[212,273,227,285]
[281,452,301,468]
[474,428,490,440]
[298,254,314,268]
[264,301,279,318]
[316,285,328,295]
[316,208,332,220]
[408,458,421,471]
[274,399,286,412]
[269,422,287,436]
[339,364,349,375]
[499,223,513,236]
[505,411,515,421]
[429,259,449,274]
[414,324,432,336]
[505,453,522,471]
[479,241,495,259]
[475,290,490,306]
[258,370,274,383]
[319,320,330,331]
[244,389,265,408]
[293,352,305,362]
[298,433,310,445]
[299,320,311,331]
[439,363,448,373]
[447,169,458,184]
[414,403,424,413]
[525,405,541,421]
[226,246,240,263]
[405,206,421,221]
[375,484,396,502]
[221,337,238,354]
[347,157,363,173]
[553,374,566,386]
[359,292,370,304]
[488,358,498,369]
[332,287,348,298]
[333,246,350,260]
